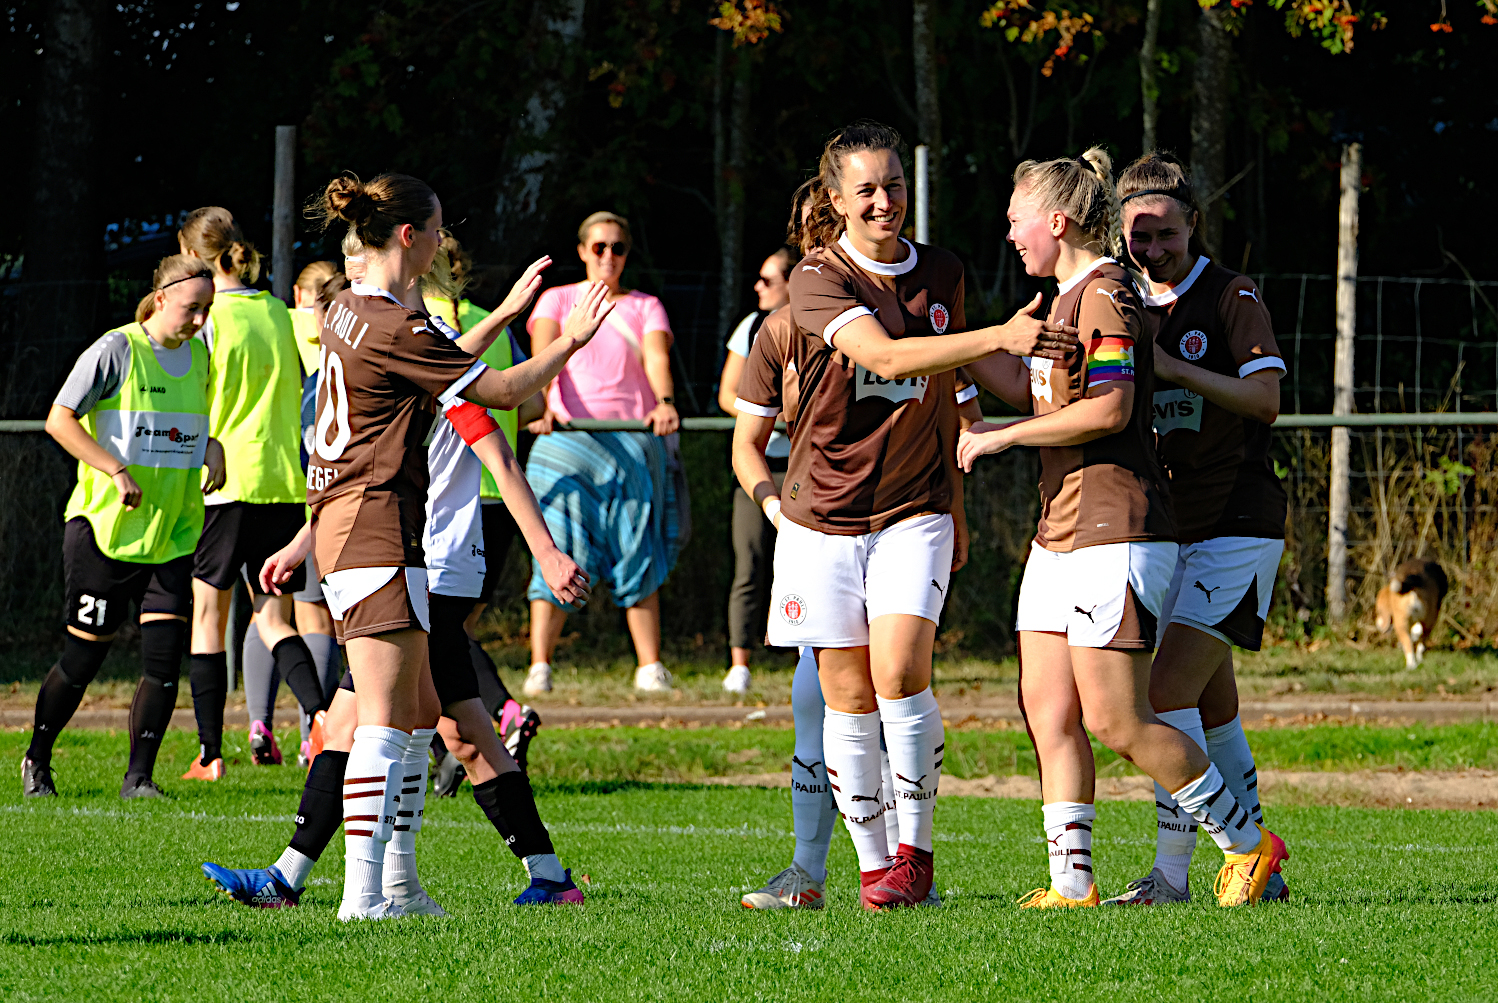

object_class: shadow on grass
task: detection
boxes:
[532,779,716,796]
[4,928,257,948]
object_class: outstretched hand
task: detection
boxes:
[997,293,1079,360]
[562,281,616,348]
[955,421,1014,473]
[496,256,552,321]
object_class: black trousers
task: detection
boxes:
[727,469,786,651]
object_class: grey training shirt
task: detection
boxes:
[54,327,198,417]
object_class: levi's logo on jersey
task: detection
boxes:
[1153,388,1203,434]
[855,364,928,404]
[1028,358,1055,403]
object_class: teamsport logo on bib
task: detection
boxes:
[779,593,808,626]
[1180,330,1208,360]
[929,302,950,334]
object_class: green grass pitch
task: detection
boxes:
[4,730,1496,1001]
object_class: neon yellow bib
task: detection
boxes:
[426,297,518,501]
[290,307,321,376]
[64,326,211,563]
[205,291,304,503]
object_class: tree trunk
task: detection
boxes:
[716,47,751,349]
[1190,1,1231,253]
[1139,0,1163,152]
[490,0,587,267]
[13,0,105,418]
[1327,141,1361,627]
[912,0,941,243]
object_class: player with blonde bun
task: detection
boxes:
[1100,152,1290,906]
[958,148,1288,909]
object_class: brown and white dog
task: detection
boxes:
[1374,558,1448,669]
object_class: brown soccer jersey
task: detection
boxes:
[1147,258,1287,544]
[1027,259,1174,552]
[307,284,486,575]
[736,236,965,536]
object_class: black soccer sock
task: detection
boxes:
[272,635,330,715]
[473,771,555,859]
[188,652,228,764]
[126,620,186,782]
[288,749,350,861]
[470,637,515,721]
[28,635,112,765]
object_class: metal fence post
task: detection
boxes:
[1327,141,1361,626]
[272,126,296,302]
[914,144,929,245]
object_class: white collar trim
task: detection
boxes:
[1055,257,1117,296]
[350,281,413,309]
[1143,256,1211,307]
[838,233,918,276]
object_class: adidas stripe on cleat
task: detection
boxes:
[1101,868,1190,906]
[1215,824,1289,906]
[201,862,302,908]
[740,864,825,910]
[514,868,585,905]
[1018,884,1100,909]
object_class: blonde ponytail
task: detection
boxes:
[179,206,262,285]
[1013,145,1118,256]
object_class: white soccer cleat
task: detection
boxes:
[387,889,447,917]
[337,898,406,922]
[633,662,673,692]
[522,662,553,697]
[722,664,751,693]
[740,864,825,910]
[1100,868,1191,906]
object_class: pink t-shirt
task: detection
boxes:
[527,285,671,422]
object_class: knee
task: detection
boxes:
[1086,714,1141,759]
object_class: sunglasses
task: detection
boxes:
[590,241,629,257]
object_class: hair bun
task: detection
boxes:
[325,176,379,226]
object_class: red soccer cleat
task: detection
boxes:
[862,844,934,911]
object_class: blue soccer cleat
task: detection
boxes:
[202,861,301,908]
[513,869,585,906]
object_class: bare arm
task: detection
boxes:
[452,256,552,358]
[1154,350,1282,425]
[956,382,1134,472]
[517,391,546,425]
[469,430,590,607]
[732,412,780,522]
[718,351,746,415]
[461,282,613,412]
[833,293,1077,381]
[261,519,313,594]
[964,353,1033,412]
[46,404,142,509]
[641,329,679,435]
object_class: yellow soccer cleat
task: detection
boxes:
[1018,884,1100,909]
[1214,825,1289,906]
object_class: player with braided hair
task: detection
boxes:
[959,148,1288,909]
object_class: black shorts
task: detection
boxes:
[334,593,481,707]
[62,517,193,634]
[194,502,306,594]
[480,502,521,603]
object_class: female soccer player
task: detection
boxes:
[733,122,1075,909]
[291,171,609,919]
[176,207,322,778]
[22,254,226,799]
[1100,153,1290,906]
[957,149,1288,908]
[291,261,339,375]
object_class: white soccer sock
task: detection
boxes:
[383,727,435,904]
[1171,762,1259,855]
[272,846,316,891]
[523,853,567,884]
[1043,801,1096,899]
[1152,708,1206,892]
[789,648,835,883]
[1205,715,1264,825]
[823,706,889,873]
[880,739,899,857]
[341,726,409,916]
[877,688,943,853]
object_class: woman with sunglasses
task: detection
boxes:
[520,212,683,696]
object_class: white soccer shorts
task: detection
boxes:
[768,512,954,649]
[1015,540,1178,650]
[1158,537,1284,651]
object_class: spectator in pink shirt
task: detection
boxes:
[521,212,683,696]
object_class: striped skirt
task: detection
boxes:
[524,430,680,609]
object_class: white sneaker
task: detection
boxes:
[740,863,825,910]
[1100,867,1191,906]
[722,664,751,693]
[633,662,673,692]
[337,898,406,921]
[386,888,447,916]
[522,662,552,696]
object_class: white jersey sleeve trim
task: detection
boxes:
[438,360,488,405]
[955,383,979,405]
[735,398,779,418]
[1238,355,1287,378]
[823,305,873,346]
